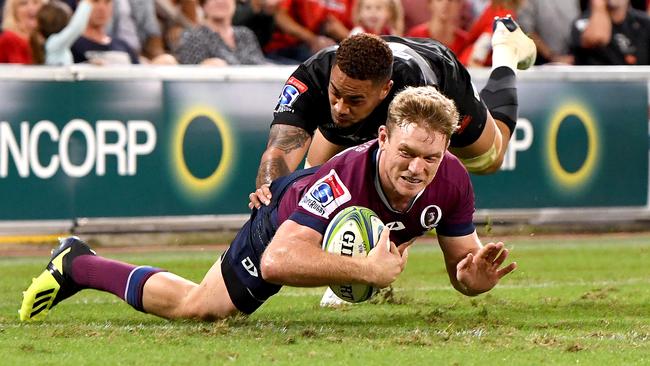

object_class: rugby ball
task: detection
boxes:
[322,206,385,303]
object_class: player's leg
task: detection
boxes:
[142,259,239,320]
[20,236,238,321]
[452,15,536,174]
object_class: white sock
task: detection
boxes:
[492,43,517,73]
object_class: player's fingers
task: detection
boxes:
[256,188,271,205]
[248,193,262,209]
[475,244,492,262]
[492,247,509,267]
[261,184,272,200]
[400,247,409,270]
[497,262,517,279]
[483,242,503,262]
[398,241,412,256]
[457,253,473,271]
[388,240,399,256]
[378,227,391,251]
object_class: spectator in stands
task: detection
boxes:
[401,0,428,31]
[110,0,176,63]
[466,0,488,18]
[263,0,354,63]
[518,0,579,65]
[350,0,403,35]
[174,0,267,65]
[155,0,196,50]
[570,0,650,65]
[406,0,467,55]
[233,0,281,49]
[457,0,523,67]
[31,0,92,65]
[0,0,44,63]
[71,0,139,64]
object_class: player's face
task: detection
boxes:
[377,124,448,209]
[328,65,392,128]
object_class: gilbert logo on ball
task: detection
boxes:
[322,206,385,303]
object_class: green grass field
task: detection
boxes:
[1,233,650,365]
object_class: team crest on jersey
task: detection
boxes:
[420,205,442,229]
[299,169,351,218]
[275,77,308,113]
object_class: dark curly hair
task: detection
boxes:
[334,33,393,84]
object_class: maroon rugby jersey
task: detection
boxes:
[277,140,475,245]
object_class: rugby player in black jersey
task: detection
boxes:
[253,16,536,199]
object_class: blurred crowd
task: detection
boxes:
[0,0,649,66]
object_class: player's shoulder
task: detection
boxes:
[288,46,337,92]
[320,140,376,177]
[437,152,471,185]
[302,45,337,71]
[382,35,449,54]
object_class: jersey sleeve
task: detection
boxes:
[435,169,476,237]
[287,167,353,234]
[271,64,322,134]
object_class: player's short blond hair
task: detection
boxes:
[386,86,459,141]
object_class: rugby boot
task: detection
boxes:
[492,15,537,70]
[19,236,96,321]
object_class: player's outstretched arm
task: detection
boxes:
[261,221,404,288]
[438,232,516,296]
[255,124,312,187]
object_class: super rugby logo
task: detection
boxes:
[299,169,351,218]
[275,77,308,113]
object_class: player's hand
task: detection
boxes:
[456,242,516,295]
[365,228,405,288]
[248,184,272,209]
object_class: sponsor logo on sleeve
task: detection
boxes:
[299,169,351,218]
[420,205,442,229]
[275,77,308,113]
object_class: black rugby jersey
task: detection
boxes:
[271,36,488,148]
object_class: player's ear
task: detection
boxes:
[378,125,388,149]
[380,80,393,99]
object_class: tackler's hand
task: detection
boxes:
[248,184,272,209]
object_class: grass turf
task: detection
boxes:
[1,233,649,365]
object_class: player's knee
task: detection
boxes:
[480,67,518,136]
[472,154,504,175]
[180,288,237,321]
